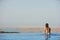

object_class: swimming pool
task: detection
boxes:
[0,33,60,40]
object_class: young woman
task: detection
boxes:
[44,23,51,40]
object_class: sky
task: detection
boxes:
[0,0,60,28]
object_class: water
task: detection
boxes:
[0,33,60,40]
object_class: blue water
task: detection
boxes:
[0,33,60,40]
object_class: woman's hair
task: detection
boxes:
[45,23,49,28]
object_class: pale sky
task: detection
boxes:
[0,0,60,28]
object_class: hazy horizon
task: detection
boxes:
[0,0,60,28]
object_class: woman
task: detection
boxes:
[44,23,51,40]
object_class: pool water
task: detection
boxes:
[0,33,60,40]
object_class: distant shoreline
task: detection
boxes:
[0,31,19,33]
[0,27,60,33]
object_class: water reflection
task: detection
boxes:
[44,33,51,40]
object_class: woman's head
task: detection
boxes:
[45,23,49,28]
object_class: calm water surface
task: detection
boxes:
[0,33,60,40]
